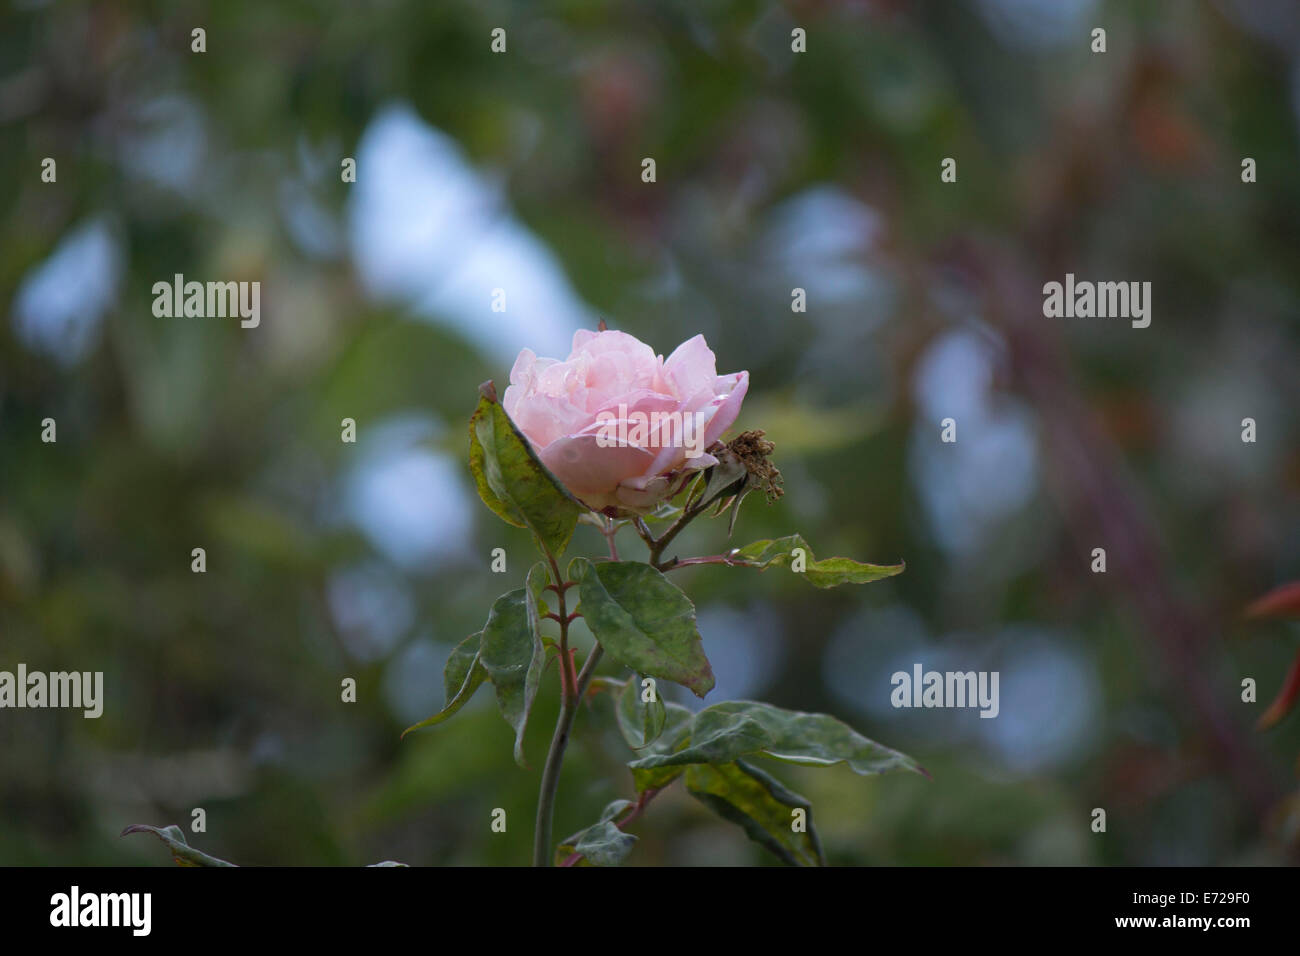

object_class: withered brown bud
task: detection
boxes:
[727,430,784,503]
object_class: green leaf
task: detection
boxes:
[469,383,584,558]
[622,697,697,791]
[685,760,825,866]
[555,800,637,866]
[642,499,684,522]
[734,534,904,588]
[571,558,715,697]
[617,674,667,749]
[724,482,752,536]
[401,632,488,738]
[628,699,923,790]
[479,564,549,767]
[120,824,237,867]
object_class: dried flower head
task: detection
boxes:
[727,429,784,503]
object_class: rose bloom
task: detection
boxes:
[503,329,749,512]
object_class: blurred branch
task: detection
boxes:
[952,236,1285,819]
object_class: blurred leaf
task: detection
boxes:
[469,383,583,558]
[616,673,667,749]
[1257,648,1300,732]
[1245,581,1300,620]
[735,534,904,588]
[585,675,624,698]
[478,564,549,767]
[628,700,923,791]
[736,394,884,455]
[120,825,237,867]
[201,494,316,570]
[555,800,636,866]
[401,632,488,738]
[685,760,825,866]
[570,557,715,697]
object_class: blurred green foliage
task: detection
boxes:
[2,0,1299,865]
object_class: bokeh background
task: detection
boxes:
[3,0,1299,866]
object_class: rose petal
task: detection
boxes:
[701,370,749,447]
[615,474,676,512]
[590,388,680,423]
[663,334,719,401]
[539,433,656,499]
[513,392,588,449]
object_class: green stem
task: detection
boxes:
[632,516,656,550]
[647,492,710,568]
[532,636,605,867]
[531,688,574,866]
[532,520,614,867]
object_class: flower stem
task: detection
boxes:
[647,492,711,568]
[658,552,759,571]
[532,519,614,867]
[601,521,621,561]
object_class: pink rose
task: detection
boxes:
[502,329,749,512]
